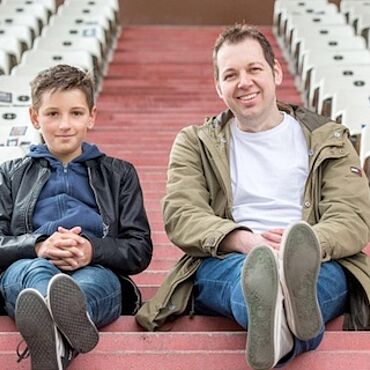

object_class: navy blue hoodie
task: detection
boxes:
[28,142,105,238]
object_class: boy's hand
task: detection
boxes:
[35,226,93,270]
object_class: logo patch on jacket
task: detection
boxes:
[350,166,363,177]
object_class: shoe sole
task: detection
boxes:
[48,275,99,353]
[281,222,322,340]
[242,246,279,370]
[15,289,62,370]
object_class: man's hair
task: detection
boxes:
[213,23,276,80]
[30,64,95,111]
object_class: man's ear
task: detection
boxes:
[215,80,223,99]
[87,106,97,130]
[29,106,40,129]
[273,59,283,87]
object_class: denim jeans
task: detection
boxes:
[194,253,348,366]
[0,258,122,328]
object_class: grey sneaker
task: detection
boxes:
[15,288,75,370]
[279,221,323,341]
[47,274,99,354]
[242,245,293,370]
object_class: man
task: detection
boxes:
[0,64,152,370]
[136,24,370,369]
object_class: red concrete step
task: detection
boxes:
[4,330,369,354]
[132,270,169,285]
[1,349,369,370]
[0,314,345,334]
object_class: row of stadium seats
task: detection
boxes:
[273,0,370,173]
[0,0,120,164]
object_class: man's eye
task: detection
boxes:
[224,74,235,81]
[251,67,262,72]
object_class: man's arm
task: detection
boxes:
[312,130,370,260]
[219,229,283,253]
[162,126,252,257]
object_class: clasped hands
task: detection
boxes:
[35,226,93,271]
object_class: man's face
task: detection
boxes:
[215,38,283,131]
[29,88,96,164]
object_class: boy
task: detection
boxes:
[0,64,153,370]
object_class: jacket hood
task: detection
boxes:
[27,142,103,164]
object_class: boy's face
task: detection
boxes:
[29,88,96,164]
[215,38,283,131]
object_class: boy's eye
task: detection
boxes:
[47,112,58,117]
[72,111,83,116]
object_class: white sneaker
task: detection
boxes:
[279,221,323,340]
[242,245,294,370]
[15,288,75,370]
[47,274,99,354]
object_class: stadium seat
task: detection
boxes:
[33,36,104,82]
[290,24,356,74]
[273,0,329,43]
[334,91,370,131]
[318,77,370,117]
[0,106,42,147]
[0,75,31,107]
[0,3,49,34]
[301,49,370,95]
[308,64,370,110]
[0,14,40,41]
[295,35,366,77]
[360,121,370,172]
[0,145,26,164]
[46,16,109,58]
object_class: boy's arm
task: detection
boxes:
[0,164,39,269]
[88,163,153,275]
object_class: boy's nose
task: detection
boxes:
[59,116,71,129]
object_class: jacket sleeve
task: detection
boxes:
[0,162,38,270]
[89,163,153,275]
[312,132,370,261]
[162,127,245,257]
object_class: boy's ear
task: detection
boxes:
[29,106,40,129]
[87,106,96,130]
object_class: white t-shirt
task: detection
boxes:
[229,113,309,233]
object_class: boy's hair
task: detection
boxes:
[213,23,276,80]
[30,64,95,111]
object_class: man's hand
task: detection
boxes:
[261,228,284,250]
[219,228,285,254]
[35,226,93,271]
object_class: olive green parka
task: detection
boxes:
[136,103,370,331]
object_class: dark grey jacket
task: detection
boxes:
[0,154,153,314]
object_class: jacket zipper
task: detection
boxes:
[25,167,50,233]
[87,166,109,237]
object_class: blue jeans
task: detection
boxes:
[194,253,348,366]
[0,258,122,328]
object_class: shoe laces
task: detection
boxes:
[16,340,29,363]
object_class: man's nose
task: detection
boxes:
[237,72,252,89]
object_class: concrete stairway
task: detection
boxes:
[1,26,370,370]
